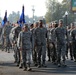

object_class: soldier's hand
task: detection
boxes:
[3,35,6,38]
[20,47,22,51]
[46,43,48,48]
[70,41,72,44]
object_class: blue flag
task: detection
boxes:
[2,11,7,27]
[19,5,26,27]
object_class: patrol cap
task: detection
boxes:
[39,20,43,23]
[54,21,58,28]
[59,19,63,23]
[23,23,28,28]
[35,21,39,24]
[54,20,58,24]
[30,24,33,26]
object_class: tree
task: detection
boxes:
[45,0,63,23]
[45,0,76,24]
[8,11,20,23]
[8,11,42,24]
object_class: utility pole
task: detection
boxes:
[32,5,35,24]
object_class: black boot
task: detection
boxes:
[57,57,61,67]
[23,62,27,71]
[42,60,47,67]
[19,63,23,69]
[62,60,67,67]
[8,48,10,53]
[62,56,67,67]
[37,61,41,68]
[27,63,32,71]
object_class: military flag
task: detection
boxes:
[2,10,7,27]
[19,5,26,27]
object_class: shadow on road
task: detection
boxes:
[0,50,76,74]
[0,62,16,67]
[0,60,76,74]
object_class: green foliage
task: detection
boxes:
[45,0,63,22]
[8,11,20,23]
[45,0,76,25]
[8,11,40,24]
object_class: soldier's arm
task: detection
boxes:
[46,28,48,38]
[54,28,57,38]
[54,28,57,43]
[1,28,4,35]
[30,32,32,43]
[34,28,37,46]
[44,28,48,44]
[70,30,74,41]
[2,27,6,38]
[17,32,22,49]
[66,29,69,43]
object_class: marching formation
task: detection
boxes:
[0,19,76,71]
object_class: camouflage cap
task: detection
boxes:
[59,19,63,23]
[23,23,28,28]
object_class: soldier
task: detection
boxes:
[55,19,67,67]
[47,23,52,61]
[13,23,21,65]
[35,20,47,68]
[50,22,57,64]
[9,25,16,46]
[70,23,76,62]
[2,21,12,53]
[66,25,73,60]
[31,22,39,66]
[17,24,32,71]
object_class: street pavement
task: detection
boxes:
[0,50,76,75]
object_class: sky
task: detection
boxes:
[0,0,63,18]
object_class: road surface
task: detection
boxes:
[0,50,76,75]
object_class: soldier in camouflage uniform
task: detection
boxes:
[50,22,57,63]
[13,24,21,65]
[55,20,67,67]
[2,21,12,53]
[35,20,47,68]
[31,22,39,66]
[47,22,57,63]
[17,24,32,71]
[70,23,76,62]
[66,24,73,60]
[47,23,52,61]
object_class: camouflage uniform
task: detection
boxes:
[30,28,37,65]
[67,29,73,60]
[71,29,76,61]
[49,28,57,63]
[55,27,67,65]
[12,26,21,65]
[47,27,51,61]
[2,25,12,52]
[35,27,47,66]
[17,30,32,69]
[9,26,16,45]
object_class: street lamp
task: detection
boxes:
[33,18,35,23]
[32,5,35,24]
[65,11,68,26]
[43,16,46,27]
